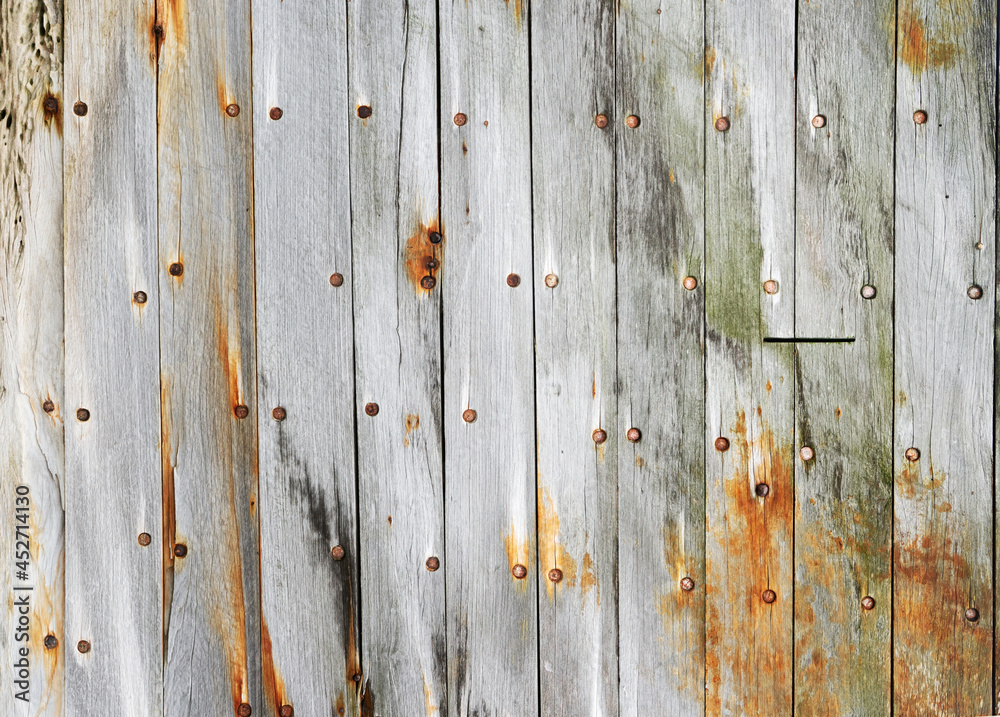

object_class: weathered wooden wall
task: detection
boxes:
[2,1,999,715]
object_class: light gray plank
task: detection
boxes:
[252,0,360,714]
[793,0,894,713]
[0,1,64,715]
[157,1,262,713]
[63,0,162,713]
[615,0,704,713]
[704,0,796,712]
[347,1,446,714]
[532,2,616,714]
[439,1,537,713]
[894,1,996,714]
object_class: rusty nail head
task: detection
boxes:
[365,402,379,417]
[429,231,442,244]
[714,116,730,132]
[913,110,928,125]
[763,279,779,295]
[42,400,55,413]
[800,446,815,461]
[226,104,240,117]
[463,409,477,423]
[425,556,440,572]
[680,576,695,592]
[330,272,344,287]
[237,704,252,717]
[73,101,87,116]
[77,640,91,653]
[44,634,58,649]
[76,408,90,422]
[627,427,641,443]
[454,112,467,126]
[548,568,563,583]
[426,259,439,270]
[861,285,877,300]
[234,404,249,419]
[138,532,152,546]
[625,115,640,129]
[353,673,362,683]
[173,544,187,558]
[269,107,283,120]
[966,607,980,622]
[44,96,58,112]
[506,273,520,287]
[595,114,609,128]
[331,545,346,560]
[168,262,183,277]
[905,447,920,462]
[420,275,436,290]
[812,114,826,129]
[762,589,777,604]
[279,707,294,717]
[544,274,558,288]
[861,595,876,611]
[357,105,372,119]
[512,564,527,579]
[272,406,287,421]
[755,483,770,498]
[714,436,730,452]
[133,291,147,304]
[592,428,608,444]
[683,276,698,291]
[968,284,983,300]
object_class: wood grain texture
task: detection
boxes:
[439,0,537,713]
[63,0,162,713]
[252,0,361,715]
[704,0,796,713]
[156,0,262,713]
[615,1,705,714]
[792,1,895,713]
[0,1,63,715]
[347,0,446,713]
[532,2,617,715]
[894,1,996,714]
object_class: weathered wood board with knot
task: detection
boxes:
[1,1,997,715]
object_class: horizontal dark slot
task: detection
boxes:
[763,337,856,343]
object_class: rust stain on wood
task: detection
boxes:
[704,46,717,78]
[404,218,442,295]
[160,374,176,567]
[41,93,61,136]
[335,692,345,715]
[898,2,960,74]
[159,0,186,50]
[215,300,244,411]
[502,524,531,592]
[538,485,578,599]
[261,615,289,713]
[404,413,420,447]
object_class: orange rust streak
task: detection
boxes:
[537,486,578,599]
[404,218,442,294]
[404,413,420,448]
[159,0,187,50]
[897,4,959,74]
[160,374,176,565]
[215,297,243,409]
[261,616,288,713]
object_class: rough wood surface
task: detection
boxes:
[63,0,162,713]
[615,1,705,714]
[792,1,895,713]
[894,1,996,714]
[347,1,446,714]
[156,0,262,713]
[532,2,617,714]
[0,1,63,715]
[439,1,537,714]
[704,0,796,713]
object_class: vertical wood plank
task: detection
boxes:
[0,1,64,715]
[792,1,895,714]
[894,1,996,714]
[157,0,262,713]
[704,0,796,712]
[532,2,617,714]
[615,0,705,713]
[348,0,445,713]
[252,0,360,714]
[63,0,162,712]
[439,1,537,713]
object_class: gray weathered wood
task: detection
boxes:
[347,0,445,713]
[252,0,360,714]
[0,1,64,715]
[704,0,796,712]
[532,2,617,714]
[63,0,162,713]
[616,0,705,713]
[157,0,262,713]
[894,1,996,714]
[439,1,537,713]
[792,0,895,713]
